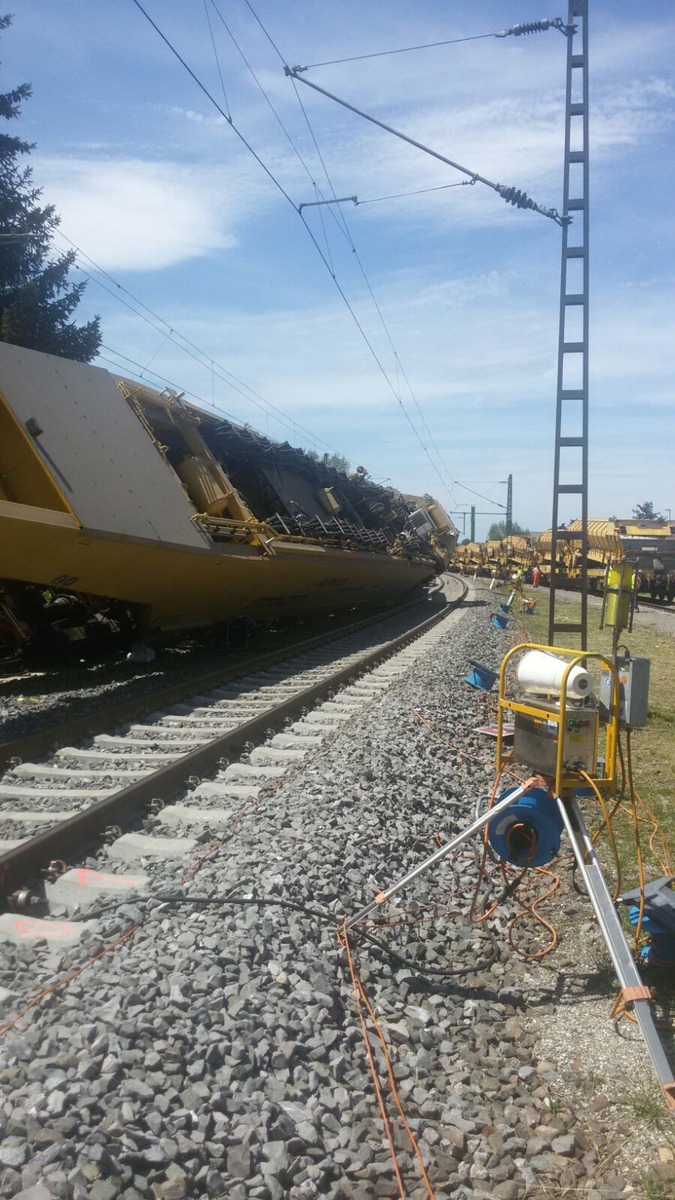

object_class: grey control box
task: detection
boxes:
[600,657,650,728]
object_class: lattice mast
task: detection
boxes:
[548,1,590,648]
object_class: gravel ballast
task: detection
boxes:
[0,589,672,1200]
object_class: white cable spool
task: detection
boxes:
[516,649,591,701]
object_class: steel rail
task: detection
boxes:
[0,591,454,771]
[0,584,466,905]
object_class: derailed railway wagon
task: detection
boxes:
[0,343,458,656]
[453,535,535,582]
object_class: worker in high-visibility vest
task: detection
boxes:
[532,565,542,588]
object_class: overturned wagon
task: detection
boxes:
[0,344,458,655]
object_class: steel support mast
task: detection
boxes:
[548,1,590,648]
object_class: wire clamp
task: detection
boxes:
[610,984,654,1022]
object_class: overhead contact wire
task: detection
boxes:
[203,0,231,117]
[282,49,457,501]
[132,0,448,485]
[58,232,344,457]
[237,0,460,506]
[208,0,327,191]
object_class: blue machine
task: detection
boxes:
[488,785,564,868]
[619,877,675,966]
[465,661,498,691]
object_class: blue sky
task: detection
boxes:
[4,1,674,539]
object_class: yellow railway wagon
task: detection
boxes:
[536,519,675,595]
[452,542,487,574]
[0,344,458,651]
[501,535,534,576]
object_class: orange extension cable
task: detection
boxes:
[0,924,139,1038]
[337,919,436,1200]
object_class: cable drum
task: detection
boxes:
[488,786,564,868]
[516,649,591,701]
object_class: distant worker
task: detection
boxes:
[532,565,542,588]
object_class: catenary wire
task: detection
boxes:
[209,1,368,272]
[54,230,345,456]
[98,346,247,425]
[356,180,475,205]
[208,0,330,192]
[298,31,501,71]
[203,0,231,118]
[132,0,463,508]
[241,4,517,505]
[240,3,460,504]
[454,480,506,508]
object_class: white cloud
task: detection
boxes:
[36,157,241,271]
[16,0,674,535]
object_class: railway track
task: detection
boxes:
[639,598,675,615]
[1,576,668,1199]
[0,599,449,767]
[0,578,467,925]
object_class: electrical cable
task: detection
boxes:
[132,0,498,512]
[210,0,373,282]
[208,0,331,195]
[257,0,462,507]
[203,0,231,118]
[356,180,475,206]
[337,920,409,1199]
[297,31,501,71]
[97,347,257,427]
[284,79,457,505]
[132,0,412,445]
[87,890,499,978]
[56,231,346,457]
[0,924,139,1038]
[454,480,507,508]
[356,920,498,976]
[279,33,459,504]
[216,0,435,470]
[212,0,462,508]
[293,16,569,73]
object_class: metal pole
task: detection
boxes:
[347,782,530,928]
[549,1,589,648]
[287,69,565,226]
[298,196,358,212]
[558,794,675,1107]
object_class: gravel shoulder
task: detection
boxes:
[546,586,675,638]
[1,588,673,1200]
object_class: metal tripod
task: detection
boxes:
[348,783,675,1110]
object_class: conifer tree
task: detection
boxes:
[632,501,663,520]
[0,15,100,362]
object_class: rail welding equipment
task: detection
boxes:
[488,784,564,868]
[601,559,636,635]
[503,649,600,782]
[465,661,498,691]
[516,649,591,701]
[350,641,675,1109]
